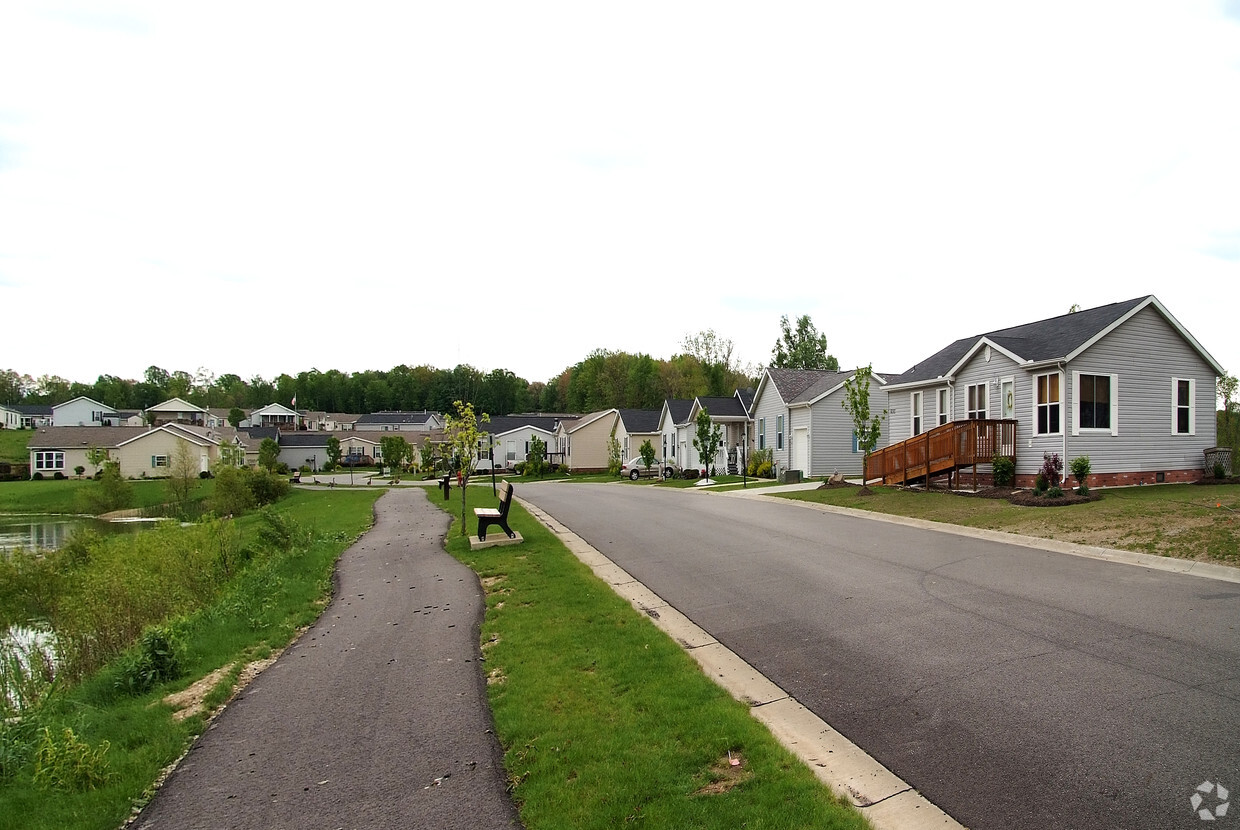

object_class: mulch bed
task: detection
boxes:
[1007,489,1102,507]
[1195,476,1240,485]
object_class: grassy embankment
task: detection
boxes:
[441,484,870,830]
[0,486,383,830]
[780,482,1240,564]
[0,431,30,463]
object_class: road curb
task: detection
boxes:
[518,497,967,830]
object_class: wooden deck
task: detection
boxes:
[867,419,1017,488]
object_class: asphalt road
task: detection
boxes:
[133,488,520,830]
[517,481,1240,830]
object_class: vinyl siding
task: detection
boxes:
[1064,305,1216,474]
[806,380,888,476]
[749,384,790,471]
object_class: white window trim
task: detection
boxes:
[151,454,169,468]
[1071,371,1119,436]
[776,415,784,450]
[937,388,949,426]
[758,417,766,450]
[967,383,987,420]
[910,391,923,437]
[1032,371,1063,437]
[35,451,65,470]
[1171,377,1195,436]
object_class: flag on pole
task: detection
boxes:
[291,396,297,408]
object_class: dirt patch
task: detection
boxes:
[161,652,282,722]
[1196,476,1240,486]
[693,752,751,795]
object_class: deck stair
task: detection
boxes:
[867,419,1017,488]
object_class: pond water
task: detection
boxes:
[0,514,164,553]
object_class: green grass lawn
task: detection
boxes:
[780,483,1240,564]
[442,486,870,830]
[0,430,31,463]
[0,478,214,515]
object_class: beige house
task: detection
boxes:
[27,424,238,479]
[555,409,619,472]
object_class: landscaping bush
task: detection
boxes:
[1047,485,1064,499]
[1034,474,1047,494]
[31,472,43,481]
[1215,462,1227,480]
[1039,453,1063,489]
[747,448,774,477]
[52,472,65,480]
[1069,455,1091,493]
[513,462,526,475]
[992,456,1015,487]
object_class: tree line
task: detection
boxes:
[0,316,838,418]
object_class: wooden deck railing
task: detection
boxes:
[866,419,1017,487]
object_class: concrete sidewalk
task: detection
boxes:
[134,488,520,830]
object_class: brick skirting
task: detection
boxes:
[1013,468,1203,489]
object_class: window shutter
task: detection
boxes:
[1109,374,1119,436]
[1071,372,1080,436]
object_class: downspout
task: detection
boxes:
[1059,361,1068,481]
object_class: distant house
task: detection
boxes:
[749,368,888,478]
[481,415,561,468]
[144,398,207,427]
[615,409,662,463]
[1,404,52,430]
[27,424,232,479]
[879,295,1225,487]
[657,399,695,469]
[354,411,443,432]
[685,391,754,475]
[556,409,619,472]
[250,403,300,430]
[51,396,120,427]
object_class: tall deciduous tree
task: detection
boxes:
[770,314,838,371]
[326,435,342,469]
[841,365,887,493]
[258,438,280,471]
[379,435,411,474]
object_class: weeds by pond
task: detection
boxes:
[0,487,382,830]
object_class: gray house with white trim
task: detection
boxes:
[881,296,1225,487]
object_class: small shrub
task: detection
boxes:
[682,468,700,480]
[255,508,298,553]
[74,466,85,478]
[513,462,526,475]
[1047,485,1064,499]
[33,727,112,791]
[1078,482,1090,496]
[1215,462,1227,480]
[1039,453,1063,489]
[1034,474,1047,494]
[992,456,1016,487]
[199,470,212,479]
[1069,455,1091,490]
[32,472,43,480]
[53,471,65,480]
[246,467,291,506]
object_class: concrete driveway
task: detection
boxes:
[516,481,1240,830]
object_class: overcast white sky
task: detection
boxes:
[1,1,1238,391]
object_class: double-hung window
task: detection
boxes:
[1035,373,1061,435]
[776,415,784,450]
[1078,374,1111,430]
[151,455,169,468]
[937,389,949,426]
[911,392,923,436]
[758,418,765,450]
[1172,378,1195,435]
[967,384,987,420]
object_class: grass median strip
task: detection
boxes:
[443,484,871,830]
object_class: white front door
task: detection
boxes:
[794,427,810,473]
[1001,379,1015,419]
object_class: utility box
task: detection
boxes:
[779,469,803,484]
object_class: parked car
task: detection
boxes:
[339,454,374,467]
[622,457,678,480]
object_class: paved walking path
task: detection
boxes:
[134,488,520,830]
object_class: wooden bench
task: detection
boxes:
[474,481,516,541]
[289,470,301,484]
